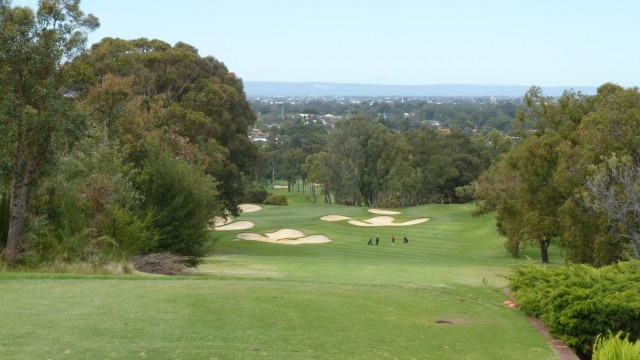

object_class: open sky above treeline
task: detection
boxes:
[12,0,640,88]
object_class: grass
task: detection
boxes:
[0,186,562,359]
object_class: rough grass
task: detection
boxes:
[0,186,561,359]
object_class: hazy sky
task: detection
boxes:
[11,0,640,87]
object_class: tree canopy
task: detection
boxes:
[475,84,640,265]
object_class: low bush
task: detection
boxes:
[243,187,269,204]
[509,260,640,359]
[264,194,288,206]
[132,253,196,275]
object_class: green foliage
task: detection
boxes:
[509,260,640,359]
[476,84,640,265]
[20,217,119,266]
[593,331,640,360]
[109,207,158,257]
[243,187,269,204]
[137,146,223,263]
[71,37,257,216]
[263,194,288,206]
[0,0,99,265]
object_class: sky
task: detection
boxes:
[11,0,640,87]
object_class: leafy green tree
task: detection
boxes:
[325,115,390,206]
[555,84,640,264]
[305,152,333,204]
[71,37,256,216]
[381,136,422,207]
[474,154,524,257]
[0,0,98,265]
[136,143,222,263]
[475,87,585,262]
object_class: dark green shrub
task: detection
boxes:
[243,187,268,204]
[263,194,288,206]
[509,260,640,359]
[138,149,223,264]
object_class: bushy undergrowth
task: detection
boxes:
[263,194,288,206]
[509,260,640,359]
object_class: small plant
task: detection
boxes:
[593,331,640,360]
[263,194,288,206]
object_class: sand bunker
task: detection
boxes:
[239,204,262,213]
[321,215,352,221]
[237,228,332,245]
[321,214,429,227]
[348,216,429,227]
[215,221,255,231]
[212,204,261,230]
[212,216,231,227]
[368,209,402,215]
[273,185,288,189]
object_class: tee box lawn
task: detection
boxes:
[0,187,560,359]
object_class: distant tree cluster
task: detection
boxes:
[259,114,512,208]
[0,1,256,267]
[475,84,640,265]
[250,96,521,135]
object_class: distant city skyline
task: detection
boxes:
[11,0,640,88]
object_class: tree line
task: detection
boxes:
[259,115,512,208]
[0,0,256,267]
[474,84,640,266]
[251,96,521,135]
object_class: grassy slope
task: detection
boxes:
[0,187,560,359]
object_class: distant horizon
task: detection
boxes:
[11,1,640,89]
[243,79,609,88]
[242,81,600,97]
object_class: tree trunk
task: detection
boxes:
[271,158,275,189]
[5,177,30,266]
[540,238,550,263]
[628,229,640,258]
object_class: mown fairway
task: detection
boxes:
[0,188,560,359]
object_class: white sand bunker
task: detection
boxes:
[321,215,352,221]
[215,221,255,231]
[368,209,401,215]
[321,214,429,227]
[348,216,429,227]
[237,228,332,245]
[212,204,261,230]
[239,204,262,213]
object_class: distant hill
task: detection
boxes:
[243,81,598,97]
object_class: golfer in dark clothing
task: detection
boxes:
[368,237,373,245]
[403,236,409,244]
[375,233,380,245]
